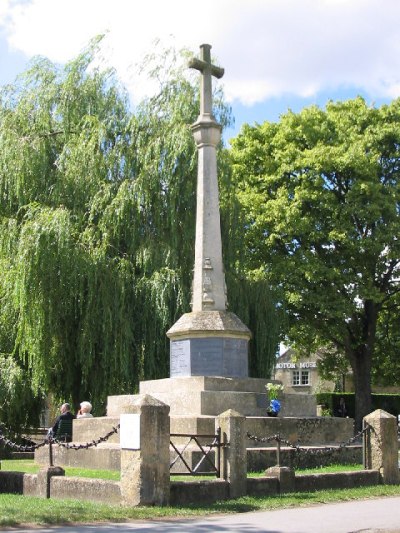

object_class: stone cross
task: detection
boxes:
[166,43,251,378]
[187,44,227,311]
[189,44,224,117]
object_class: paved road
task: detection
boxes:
[3,496,400,533]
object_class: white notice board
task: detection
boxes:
[120,414,141,450]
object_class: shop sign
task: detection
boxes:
[276,361,317,369]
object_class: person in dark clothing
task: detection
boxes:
[48,403,75,438]
[337,397,348,417]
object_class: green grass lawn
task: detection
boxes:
[1,459,398,527]
[1,459,120,480]
[2,459,363,481]
[1,485,400,527]
[294,463,363,475]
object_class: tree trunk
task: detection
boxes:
[349,345,372,433]
[346,300,378,432]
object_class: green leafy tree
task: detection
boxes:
[372,293,400,386]
[0,38,279,421]
[0,353,44,431]
[230,97,400,430]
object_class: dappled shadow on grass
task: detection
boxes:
[172,500,259,513]
[171,493,288,514]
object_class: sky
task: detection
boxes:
[1,0,400,142]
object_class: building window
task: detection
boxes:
[292,370,310,386]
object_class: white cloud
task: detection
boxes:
[1,0,400,106]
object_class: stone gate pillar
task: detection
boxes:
[217,409,247,498]
[363,409,399,484]
[120,394,170,506]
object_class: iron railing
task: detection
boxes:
[170,427,223,477]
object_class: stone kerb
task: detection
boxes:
[364,409,400,484]
[119,394,170,506]
[217,409,246,498]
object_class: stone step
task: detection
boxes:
[72,414,353,447]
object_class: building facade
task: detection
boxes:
[274,349,337,395]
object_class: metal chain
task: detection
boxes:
[246,426,368,458]
[51,424,120,449]
[0,433,48,452]
[0,424,120,452]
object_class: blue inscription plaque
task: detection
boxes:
[222,338,248,376]
[170,336,248,378]
[191,338,224,376]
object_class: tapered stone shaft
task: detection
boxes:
[189,44,227,311]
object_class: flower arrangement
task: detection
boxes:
[265,382,284,415]
[265,382,284,399]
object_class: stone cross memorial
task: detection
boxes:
[188,43,227,313]
[166,44,251,378]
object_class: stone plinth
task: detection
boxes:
[35,443,121,471]
[246,415,353,447]
[139,376,268,416]
[139,376,316,417]
[73,417,120,443]
[167,311,251,379]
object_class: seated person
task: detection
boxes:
[48,403,75,438]
[77,401,93,418]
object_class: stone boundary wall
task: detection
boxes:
[247,445,362,471]
[0,408,396,506]
[246,416,354,446]
[294,470,380,492]
[0,469,382,504]
[170,479,229,505]
[247,470,380,496]
[50,476,121,504]
[0,471,37,496]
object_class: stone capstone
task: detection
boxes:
[167,311,251,338]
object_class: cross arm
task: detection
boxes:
[188,58,224,79]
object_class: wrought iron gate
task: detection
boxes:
[170,427,223,477]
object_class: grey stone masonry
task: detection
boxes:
[363,409,399,484]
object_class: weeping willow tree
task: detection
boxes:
[0,37,280,420]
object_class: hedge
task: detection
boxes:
[315,393,400,419]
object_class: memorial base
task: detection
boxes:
[166,311,251,379]
[138,376,267,416]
